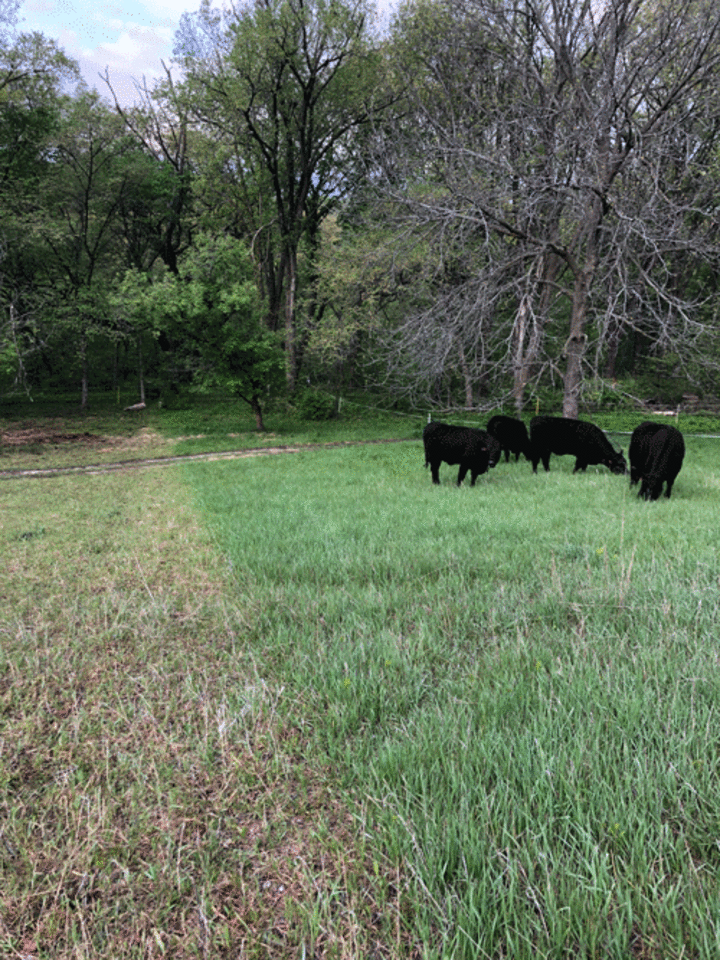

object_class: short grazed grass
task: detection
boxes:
[0,466,409,958]
[185,436,720,959]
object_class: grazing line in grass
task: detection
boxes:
[0,466,412,958]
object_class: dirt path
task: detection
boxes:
[0,437,416,480]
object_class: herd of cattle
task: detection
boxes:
[423,414,685,501]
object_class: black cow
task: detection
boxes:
[628,421,662,488]
[529,416,627,475]
[486,433,502,469]
[423,422,500,486]
[629,421,685,500]
[487,414,532,462]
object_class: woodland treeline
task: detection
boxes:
[2,0,720,424]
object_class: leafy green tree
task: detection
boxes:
[0,23,80,396]
[32,92,135,405]
[176,0,388,391]
[114,234,284,429]
[104,67,195,275]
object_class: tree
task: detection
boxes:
[104,66,195,275]
[372,0,720,414]
[114,234,284,429]
[176,0,388,391]
[0,25,80,396]
[33,92,134,406]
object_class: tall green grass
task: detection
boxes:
[186,437,720,959]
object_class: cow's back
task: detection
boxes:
[487,415,531,460]
[530,415,581,457]
[642,425,685,499]
[629,421,663,485]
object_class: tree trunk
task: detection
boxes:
[512,294,533,415]
[458,341,474,408]
[513,254,557,414]
[80,336,89,410]
[284,245,298,393]
[563,265,594,419]
[563,197,603,418]
[604,316,621,379]
[138,335,146,404]
[250,395,266,431]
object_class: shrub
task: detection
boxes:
[296,389,337,420]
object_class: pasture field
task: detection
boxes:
[0,464,407,958]
[185,435,720,959]
[2,409,720,958]
[0,393,419,473]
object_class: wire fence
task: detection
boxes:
[331,393,720,439]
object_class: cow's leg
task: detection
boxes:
[542,454,550,472]
[664,479,674,498]
[430,461,441,484]
[457,464,469,486]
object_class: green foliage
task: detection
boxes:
[526,383,564,413]
[632,354,687,406]
[176,0,387,389]
[582,381,637,412]
[113,234,284,413]
[295,387,337,420]
[0,334,17,376]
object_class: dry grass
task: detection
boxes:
[0,422,177,472]
[0,464,413,959]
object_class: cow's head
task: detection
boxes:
[606,448,627,475]
[486,437,502,469]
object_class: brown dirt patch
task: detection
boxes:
[1,425,167,453]
[1,427,109,447]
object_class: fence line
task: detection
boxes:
[325,393,720,440]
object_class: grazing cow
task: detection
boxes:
[628,421,663,488]
[485,433,502,470]
[487,414,532,462]
[629,421,685,500]
[529,416,627,475]
[423,422,499,486]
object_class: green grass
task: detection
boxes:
[183,436,720,959]
[4,403,720,958]
[1,392,421,471]
[0,465,408,958]
[4,389,720,474]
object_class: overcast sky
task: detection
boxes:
[17,0,395,107]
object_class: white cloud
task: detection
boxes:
[20,0,398,105]
[20,0,183,103]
